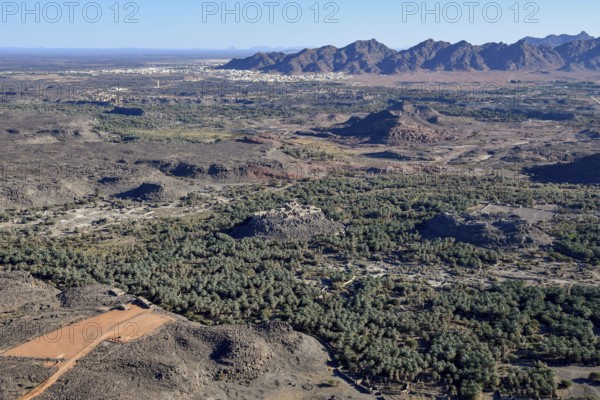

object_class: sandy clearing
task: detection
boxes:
[480,204,556,224]
[553,365,600,399]
[2,305,158,360]
[109,311,174,343]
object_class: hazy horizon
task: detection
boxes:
[0,30,595,53]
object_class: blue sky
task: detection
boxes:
[1,0,598,49]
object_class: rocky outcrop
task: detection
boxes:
[421,213,552,249]
[329,104,455,145]
[230,202,343,240]
[525,153,600,184]
[114,182,170,202]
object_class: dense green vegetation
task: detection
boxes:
[2,174,600,398]
[281,146,335,161]
[555,220,600,265]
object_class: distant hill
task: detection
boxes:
[225,39,396,74]
[521,31,594,48]
[218,35,600,74]
[421,213,552,249]
[328,103,456,145]
[229,202,342,241]
[525,154,600,184]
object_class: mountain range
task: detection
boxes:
[218,33,600,74]
[521,31,594,48]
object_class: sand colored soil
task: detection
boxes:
[109,311,174,343]
[2,305,170,360]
